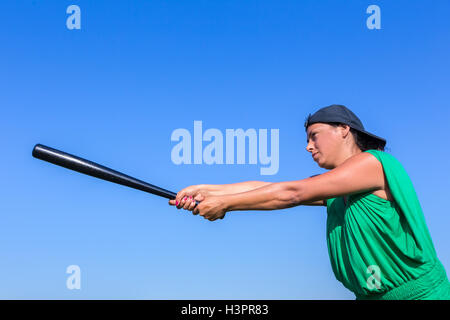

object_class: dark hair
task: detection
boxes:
[328,123,385,152]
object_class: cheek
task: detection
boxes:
[315,137,333,162]
[315,137,328,153]
[318,134,337,152]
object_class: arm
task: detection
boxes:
[206,181,272,196]
[215,152,383,212]
[301,174,327,206]
[208,181,326,206]
[171,181,272,209]
[214,175,330,207]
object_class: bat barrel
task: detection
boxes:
[32,144,177,200]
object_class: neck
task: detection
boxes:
[333,146,362,168]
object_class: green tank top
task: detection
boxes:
[326,149,450,300]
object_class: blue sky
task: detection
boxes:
[1,0,449,299]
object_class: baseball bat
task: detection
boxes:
[32,144,196,204]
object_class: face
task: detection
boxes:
[306,123,347,169]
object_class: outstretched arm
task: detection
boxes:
[170,181,272,209]
[206,181,272,196]
[193,152,385,219]
[209,181,325,206]
[219,181,305,211]
[171,180,325,209]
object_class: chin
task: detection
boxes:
[316,160,325,168]
[317,160,332,170]
[322,160,336,169]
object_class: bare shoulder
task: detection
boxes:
[341,151,382,168]
[322,151,384,185]
[297,152,385,204]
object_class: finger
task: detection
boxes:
[172,199,181,208]
[187,198,197,211]
[168,199,176,206]
[181,196,189,209]
[182,196,193,210]
[179,194,189,209]
[176,192,186,208]
[193,206,199,215]
[183,196,193,210]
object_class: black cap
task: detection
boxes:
[304,104,386,148]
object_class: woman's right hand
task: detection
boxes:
[168,184,211,211]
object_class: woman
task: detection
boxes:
[168,104,450,300]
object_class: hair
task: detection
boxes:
[328,123,386,152]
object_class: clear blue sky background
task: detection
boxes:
[1,1,449,299]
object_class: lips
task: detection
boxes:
[312,152,319,159]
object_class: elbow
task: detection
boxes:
[276,182,304,208]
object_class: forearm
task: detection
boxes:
[204,181,272,196]
[223,181,302,212]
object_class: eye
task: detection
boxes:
[307,132,318,143]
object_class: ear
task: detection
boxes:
[340,124,351,138]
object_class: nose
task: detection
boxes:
[306,140,314,153]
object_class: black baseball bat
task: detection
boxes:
[32,144,191,203]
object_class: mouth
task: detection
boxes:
[312,152,319,159]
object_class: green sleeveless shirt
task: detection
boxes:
[326,150,450,300]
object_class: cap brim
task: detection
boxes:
[357,130,387,148]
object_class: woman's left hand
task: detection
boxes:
[193,196,228,221]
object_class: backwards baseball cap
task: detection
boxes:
[304,104,386,148]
